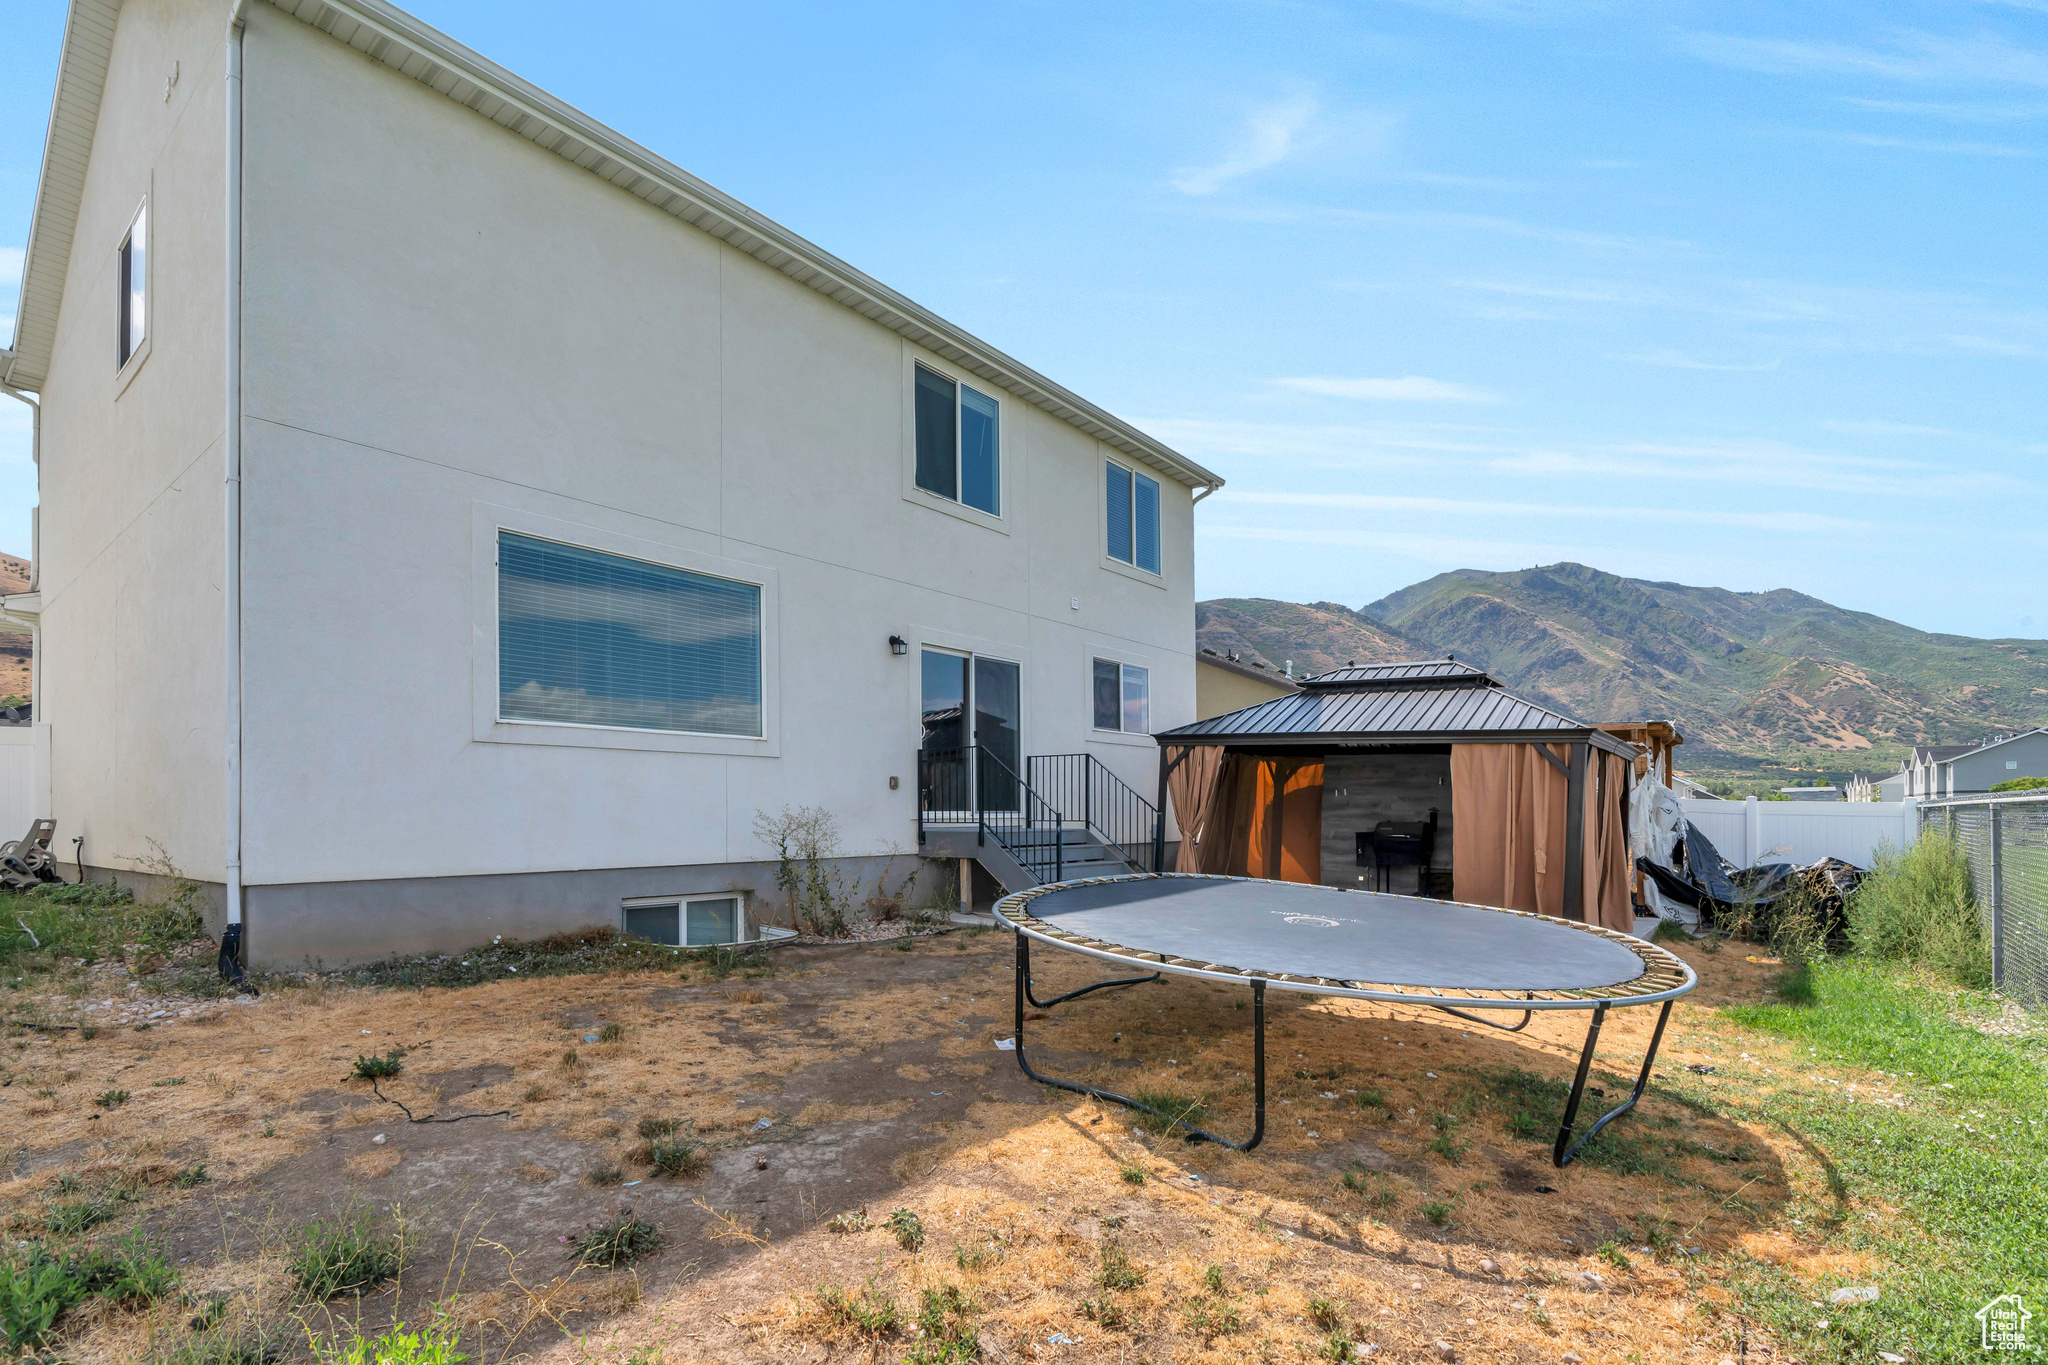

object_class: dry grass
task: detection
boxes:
[1,929,1952,1364]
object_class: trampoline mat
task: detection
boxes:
[1020,877,1647,993]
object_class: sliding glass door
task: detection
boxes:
[919,648,1021,814]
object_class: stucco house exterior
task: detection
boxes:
[1194,648,1298,720]
[0,0,1221,967]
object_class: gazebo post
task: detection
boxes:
[1153,746,1173,873]
[1563,741,1587,921]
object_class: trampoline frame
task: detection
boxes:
[995,873,1695,1165]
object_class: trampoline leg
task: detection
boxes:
[1024,947,1162,1009]
[1553,1000,1674,1168]
[1010,932,1264,1152]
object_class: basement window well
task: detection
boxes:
[623,893,750,947]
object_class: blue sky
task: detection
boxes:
[3,0,2042,636]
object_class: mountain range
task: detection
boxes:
[1196,563,2048,784]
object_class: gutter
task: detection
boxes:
[220,0,251,986]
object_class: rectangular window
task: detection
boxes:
[498,530,762,736]
[914,363,1000,515]
[117,202,147,370]
[1105,461,1161,573]
[1105,463,1132,562]
[1093,658,1149,733]
[622,895,745,947]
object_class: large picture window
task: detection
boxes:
[498,530,762,736]
[1105,461,1160,574]
[914,363,1000,515]
[1092,658,1150,734]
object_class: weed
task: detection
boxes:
[571,1208,664,1267]
[906,1285,979,1364]
[826,1208,869,1234]
[77,1025,98,1040]
[350,1048,405,1081]
[151,1075,185,1087]
[689,943,775,980]
[1203,1264,1227,1295]
[0,1255,89,1353]
[1850,833,1990,987]
[1597,1241,1632,1270]
[583,1161,624,1188]
[597,1021,625,1044]
[559,1048,579,1069]
[159,1332,288,1364]
[1118,1160,1146,1185]
[101,1231,177,1306]
[1308,1296,1342,1329]
[754,805,858,937]
[1420,1199,1454,1227]
[171,1162,209,1188]
[886,1207,926,1252]
[1097,1240,1145,1291]
[1318,1328,1360,1362]
[953,1239,1000,1272]
[1185,1298,1242,1338]
[288,1211,404,1299]
[1124,1087,1209,1137]
[94,1088,128,1109]
[1649,918,1696,944]
[45,1195,120,1234]
[522,1084,545,1103]
[1427,1113,1467,1163]
[636,1115,680,1140]
[1352,1087,1385,1111]
[647,1135,709,1178]
[1078,1296,1129,1329]
[314,1312,468,1364]
[817,1281,899,1335]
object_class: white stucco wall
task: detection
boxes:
[234,8,1195,900]
[32,0,228,887]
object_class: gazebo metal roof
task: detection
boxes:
[1158,657,1636,756]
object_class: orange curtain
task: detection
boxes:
[1165,744,1226,873]
[1451,743,1569,918]
[1209,754,1323,884]
[1583,749,1634,932]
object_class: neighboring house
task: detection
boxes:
[1777,786,1842,802]
[1195,648,1298,720]
[1898,731,2048,798]
[1844,771,1908,802]
[0,0,1221,967]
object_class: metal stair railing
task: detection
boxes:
[916,746,1071,884]
[1025,753,1162,873]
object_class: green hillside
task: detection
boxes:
[1198,563,2048,789]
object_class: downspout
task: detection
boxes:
[219,0,251,987]
[1192,482,1219,505]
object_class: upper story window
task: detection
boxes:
[1105,460,1161,574]
[117,201,147,371]
[914,363,1000,515]
[1093,658,1150,734]
[497,530,762,736]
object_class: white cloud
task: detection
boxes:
[1819,419,1957,437]
[1824,131,2039,157]
[0,248,21,288]
[1942,333,2039,356]
[1272,375,1502,403]
[1684,30,2048,88]
[1171,95,1321,196]
[1618,348,1781,372]
[1839,96,2048,121]
[1221,489,1874,533]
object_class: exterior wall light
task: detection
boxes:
[889,635,908,656]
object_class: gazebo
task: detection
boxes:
[1153,659,1639,931]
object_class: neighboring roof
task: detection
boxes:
[6,0,1223,494]
[1195,650,1300,691]
[3,0,120,392]
[1161,656,1635,755]
[1912,744,1976,763]
[1299,658,1496,689]
[1944,727,2048,761]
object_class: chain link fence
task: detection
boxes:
[1920,793,2048,1010]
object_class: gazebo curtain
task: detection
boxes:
[1165,748,1322,884]
[1450,742,1633,931]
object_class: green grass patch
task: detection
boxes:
[289,1211,404,1299]
[1122,1087,1209,1138]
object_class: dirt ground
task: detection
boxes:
[2,929,1843,1363]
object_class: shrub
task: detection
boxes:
[572,1208,663,1267]
[1990,776,2048,793]
[754,806,858,937]
[647,1135,709,1178]
[351,1048,406,1081]
[289,1212,404,1299]
[1308,1296,1342,1329]
[1849,834,1992,987]
[1420,1198,1454,1226]
[0,1255,88,1352]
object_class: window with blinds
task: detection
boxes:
[498,531,763,736]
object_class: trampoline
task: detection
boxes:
[993,873,1697,1166]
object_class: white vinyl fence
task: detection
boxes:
[0,725,51,844]
[1678,796,1919,870]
